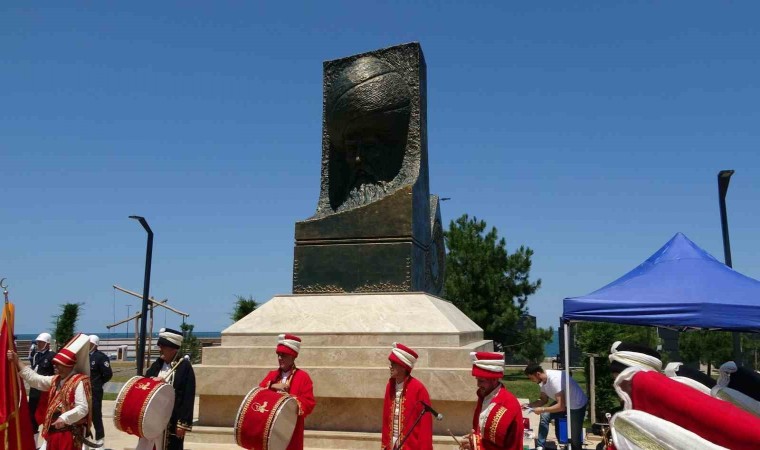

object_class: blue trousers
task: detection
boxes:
[536,404,586,449]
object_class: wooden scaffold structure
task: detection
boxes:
[106,284,189,370]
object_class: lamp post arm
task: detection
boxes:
[130,215,153,375]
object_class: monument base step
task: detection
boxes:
[184,426,460,449]
[126,446,333,450]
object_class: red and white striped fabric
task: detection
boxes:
[51,333,91,376]
[470,351,504,379]
[277,333,302,357]
[614,366,760,449]
[388,342,418,372]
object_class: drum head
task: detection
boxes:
[141,382,175,439]
[235,387,298,450]
[114,376,175,439]
[266,396,298,450]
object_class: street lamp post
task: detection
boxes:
[717,170,742,365]
[129,215,153,375]
[125,304,132,336]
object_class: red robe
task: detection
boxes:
[381,376,433,450]
[627,370,760,449]
[472,385,523,450]
[259,367,316,450]
[43,373,92,450]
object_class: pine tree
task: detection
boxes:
[231,295,259,322]
[53,302,83,350]
[179,322,202,364]
[444,214,550,360]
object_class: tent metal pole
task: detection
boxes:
[564,320,573,448]
[589,353,596,426]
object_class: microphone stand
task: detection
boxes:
[393,406,429,450]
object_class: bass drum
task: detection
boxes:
[234,386,298,450]
[114,376,175,439]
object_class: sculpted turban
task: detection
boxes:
[326,56,411,149]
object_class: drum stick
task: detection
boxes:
[447,429,462,446]
[164,355,190,379]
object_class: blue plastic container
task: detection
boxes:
[557,417,568,444]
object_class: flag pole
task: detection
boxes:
[3,279,23,450]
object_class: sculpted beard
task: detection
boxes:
[343,179,390,210]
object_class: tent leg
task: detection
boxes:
[564,321,573,449]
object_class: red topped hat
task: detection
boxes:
[276,334,302,357]
[52,348,77,367]
[470,351,505,379]
[388,342,418,372]
[51,333,91,375]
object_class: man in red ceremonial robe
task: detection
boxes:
[8,333,92,450]
[380,342,433,450]
[461,352,523,450]
[613,366,760,449]
[259,334,316,450]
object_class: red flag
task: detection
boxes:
[1,301,36,450]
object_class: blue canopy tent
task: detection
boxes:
[558,232,760,447]
[564,232,760,331]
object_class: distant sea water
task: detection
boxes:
[544,329,560,358]
[15,331,223,340]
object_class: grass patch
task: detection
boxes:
[503,368,539,400]
[104,392,118,401]
[109,361,138,383]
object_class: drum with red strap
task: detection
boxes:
[113,376,175,439]
[234,387,298,450]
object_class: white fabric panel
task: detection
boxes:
[611,410,728,450]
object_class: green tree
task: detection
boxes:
[575,322,658,421]
[179,322,202,364]
[231,295,259,322]
[53,302,83,350]
[745,334,760,370]
[679,330,733,374]
[444,214,550,358]
[514,326,554,363]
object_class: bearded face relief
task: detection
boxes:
[326,56,411,211]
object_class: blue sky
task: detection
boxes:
[3,2,759,335]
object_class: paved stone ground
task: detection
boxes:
[75,398,600,450]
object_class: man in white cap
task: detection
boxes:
[28,331,56,446]
[88,335,112,447]
[258,334,316,450]
[7,333,93,450]
[137,327,195,450]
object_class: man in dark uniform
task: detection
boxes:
[88,335,113,447]
[29,331,56,447]
[136,328,195,450]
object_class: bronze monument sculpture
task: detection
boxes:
[191,43,490,450]
[294,42,444,296]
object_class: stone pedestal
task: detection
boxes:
[189,292,492,449]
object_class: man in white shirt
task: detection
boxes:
[523,363,587,450]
